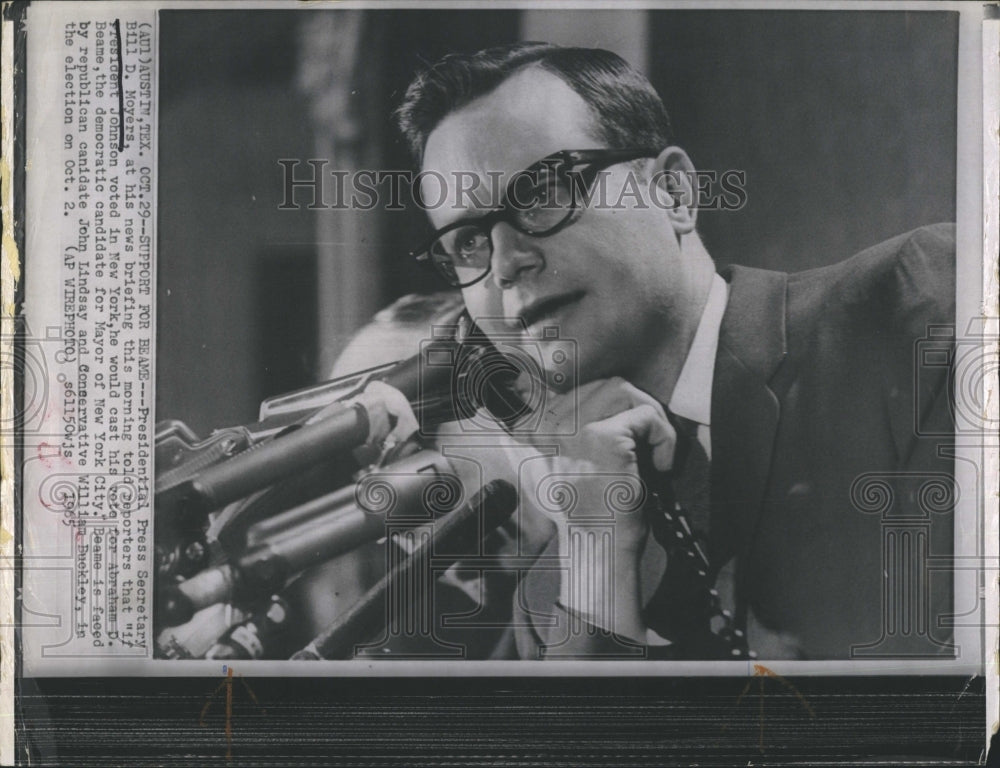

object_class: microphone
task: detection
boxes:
[159,331,526,520]
[165,401,371,519]
[156,450,462,627]
[253,336,466,429]
[255,319,526,429]
[291,479,518,660]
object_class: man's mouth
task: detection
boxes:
[517,290,585,331]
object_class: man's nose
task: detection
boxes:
[491,223,543,288]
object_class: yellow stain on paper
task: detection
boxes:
[0,111,19,284]
[723,663,816,753]
[201,666,265,762]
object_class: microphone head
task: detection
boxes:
[379,331,533,431]
[156,586,195,627]
[476,479,519,530]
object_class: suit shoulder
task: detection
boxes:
[786,224,955,334]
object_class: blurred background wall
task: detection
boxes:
[157,9,957,436]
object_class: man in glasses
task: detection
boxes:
[395,43,955,659]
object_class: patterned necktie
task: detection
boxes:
[670,415,712,541]
[641,413,749,659]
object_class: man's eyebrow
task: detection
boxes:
[432,163,553,226]
[433,207,496,232]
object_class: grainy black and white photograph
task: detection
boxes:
[152,6,967,665]
[5,1,997,765]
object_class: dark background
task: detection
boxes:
[157,10,957,436]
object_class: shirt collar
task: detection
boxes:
[667,274,728,426]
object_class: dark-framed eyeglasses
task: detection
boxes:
[410,148,657,288]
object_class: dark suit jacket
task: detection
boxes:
[514,223,957,660]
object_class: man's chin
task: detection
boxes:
[511,368,576,399]
[543,369,577,394]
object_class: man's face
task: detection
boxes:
[420,67,697,391]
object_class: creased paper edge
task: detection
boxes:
[983,10,1000,757]
[0,3,20,766]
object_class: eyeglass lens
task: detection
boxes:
[430,165,577,286]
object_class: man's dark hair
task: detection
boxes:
[395,42,674,165]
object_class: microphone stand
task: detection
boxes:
[292,480,517,660]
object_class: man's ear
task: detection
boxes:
[650,146,698,235]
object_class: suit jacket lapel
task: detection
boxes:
[710,265,788,568]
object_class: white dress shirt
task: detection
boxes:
[666,274,729,459]
[645,273,731,646]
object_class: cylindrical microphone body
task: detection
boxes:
[179,402,369,516]
[256,331,530,432]
[292,479,518,660]
[243,483,357,546]
[256,337,463,427]
[158,450,459,626]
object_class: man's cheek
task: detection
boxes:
[461,283,503,320]
[577,340,621,390]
